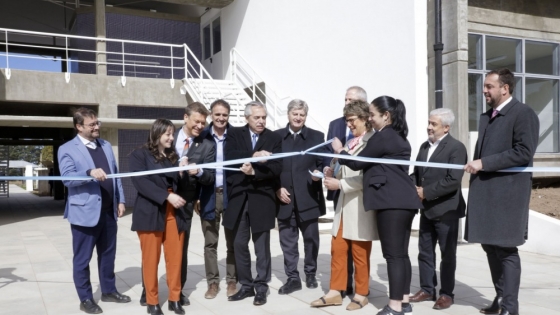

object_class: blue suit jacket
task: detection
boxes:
[58,136,125,227]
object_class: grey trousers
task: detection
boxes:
[200,191,237,285]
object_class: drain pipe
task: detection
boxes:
[434,0,443,109]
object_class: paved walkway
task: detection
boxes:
[0,184,559,315]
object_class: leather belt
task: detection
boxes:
[215,187,223,194]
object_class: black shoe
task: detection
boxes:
[402,302,413,314]
[278,278,302,295]
[80,299,103,314]
[480,296,502,314]
[228,288,256,301]
[346,287,354,295]
[305,274,318,289]
[147,304,164,315]
[179,294,190,306]
[253,292,267,306]
[376,304,404,315]
[140,288,147,306]
[101,291,131,303]
[168,300,185,315]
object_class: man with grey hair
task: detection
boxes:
[409,108,467,310]
[223,101,282,306]
[324,85,367,297]
[274,99,326,294]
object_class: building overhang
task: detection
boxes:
[0,115,183,130]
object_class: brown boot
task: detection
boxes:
[204,283,220,299]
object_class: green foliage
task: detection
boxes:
[9,145,43,165]
[41,146,53,163]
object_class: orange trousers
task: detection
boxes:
[138,200,184,305]
[330,218,372,295]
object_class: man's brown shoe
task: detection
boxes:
[226,281,237,297]
[204,283,220,299]
[433,295,453,310]
[409,290,436,303]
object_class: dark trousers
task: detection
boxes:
[71,210,117,301]
[481,244,521,314]
[377,209,416,300]
[201,191,237,284]
[417,213,459,298]
[278,210,319,280]
[180,219,193,293]
[233,201,271,293]
[333,192,354,290]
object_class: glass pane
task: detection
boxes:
[486,36,521,72]
[468,73,484,131]
[526,41,558,75]
[526,78,559,153]
[203,25,211,60]
[468,34,482,70]
[212,17,221,55]
[0,53,62,72]
[514,76,522,102]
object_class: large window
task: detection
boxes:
[468,33,560,153]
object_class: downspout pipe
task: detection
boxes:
[434,0,444,109]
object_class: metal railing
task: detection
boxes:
[230,48,326,132]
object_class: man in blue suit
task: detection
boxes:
[58,108,130,314]
[324,86,367,297]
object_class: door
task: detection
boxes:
[201,16,223,79]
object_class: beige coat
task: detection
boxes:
[331,131,379,241]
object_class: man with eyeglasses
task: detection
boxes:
[58,107,130,314]
[324,86,367,297]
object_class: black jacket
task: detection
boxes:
[274,125,326,221]
[411,134,467,220]
[129,147,189,232]
[338,126,423,211]
[223,125,282,233]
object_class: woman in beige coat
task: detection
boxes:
[311,100,378,311]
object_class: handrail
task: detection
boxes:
[230,48,326,132]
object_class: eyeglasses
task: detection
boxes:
[345,117,359,124]
[82,121,101,128]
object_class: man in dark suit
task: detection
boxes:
[324,85,367,296]
[224,101,282,306]
[196,99,238,299]
[274,99,326,295]
[58,108,130,314]
[409,108,467,310]
[175,102,216,306]
[464,68,539,315]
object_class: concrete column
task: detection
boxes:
[95,0,107,75]
[98,103,120,167]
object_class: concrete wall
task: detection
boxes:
[214,0,428,154]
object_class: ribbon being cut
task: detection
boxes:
[3,139,558,181]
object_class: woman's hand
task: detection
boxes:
[324,177,340,191]
[331,137,344,154]
[323,166,334,178]
[167,193,186,209]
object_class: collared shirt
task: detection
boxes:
[289,126,302,139]
[212,126,227,188]
[175,126,203,177]
[77,134,97,149]
[495,96,513,113]
[249,129,259,148]
[427,133,448,161]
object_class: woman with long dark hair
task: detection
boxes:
[332,96,423,315]
[130,119,188,315]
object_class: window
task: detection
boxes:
[202,16,221,60]
[468,33,560,153]
[212,17,221,55]
[203,24,211,60]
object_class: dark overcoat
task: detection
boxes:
[274,125,326,222]
[411,134,467,220]
[223,125,282,233]
[465,98,539,247]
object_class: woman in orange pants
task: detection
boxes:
[310,101,379,311]
[130,119,188,315]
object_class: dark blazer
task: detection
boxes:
[274,125,326,222]
[465,98,539,247]
[198,123,231,221]
[223,125,282,233]
[173,127,216,227]
[338,126,423,211]
[324,116,348,201]
[411,134,467,220]
[129,147,189,232]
